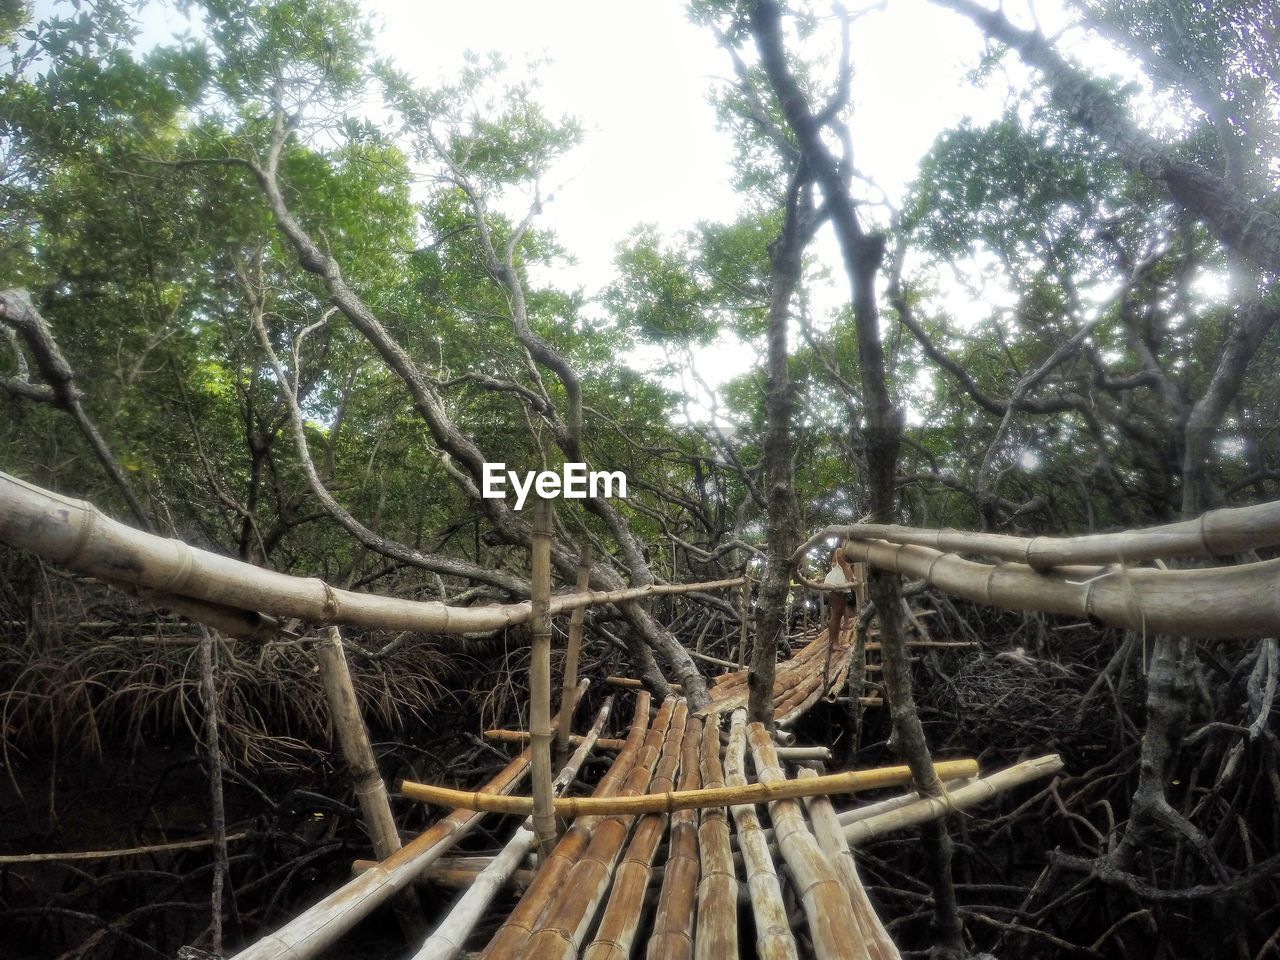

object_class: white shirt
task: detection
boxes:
[824,566,849,587]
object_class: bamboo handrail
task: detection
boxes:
[400,758,979,817]
[841,539,1280,639]
[792,499,1280,569]
[0,471,743,637]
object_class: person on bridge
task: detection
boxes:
[824,544,858,643]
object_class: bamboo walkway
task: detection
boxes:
[232,681,1058,960]
[701,617,874,723]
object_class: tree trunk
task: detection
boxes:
[750,165,810,729]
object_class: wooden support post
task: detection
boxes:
[852,561,867,609]
[557,544,591,761]
[316,627,402,858]
[738,576,750,669]
[530,498,557,862]
[315,627,425,938]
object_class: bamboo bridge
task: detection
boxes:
[3,470,1280,958]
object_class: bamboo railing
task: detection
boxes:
[787,499,1280,639]
[840,539,1280,638]
[794,500,1280,569]
[0,471,744,638]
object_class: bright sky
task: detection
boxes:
[367,0,1007,288]
[91,0,1150,407]
[365,0,1017,399]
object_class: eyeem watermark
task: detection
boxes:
[482,463,627,511]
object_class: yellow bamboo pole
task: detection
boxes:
[738,576,751,669]
[401,757,978,817]
[530,498,556,862]
[558,544,591,759]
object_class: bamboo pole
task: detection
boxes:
[478,693,659,960]
[799,768,900,960]
[315,627,426,938]
[557,544,592,759]
[412,697,614,960]
[794,499,1280,570]
[315,628,402,860]
[725,711,798,960]
[748,721,869,960]
[485,729,628,752]
[843,754,1064,845]
[401,756,979,817]
[606,676,646,688]
[0,470,744,637]
[606,675,682,691]
[839,538,1280,638]
[581,705,690,960]
[229,680,587,960]
[529,499,557,863]
[694,714,738,960]
[645,715,704,960]
[486,697,677,960]
[526,701,689,960]
[403,862,538,890]
[738,575,751,669]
